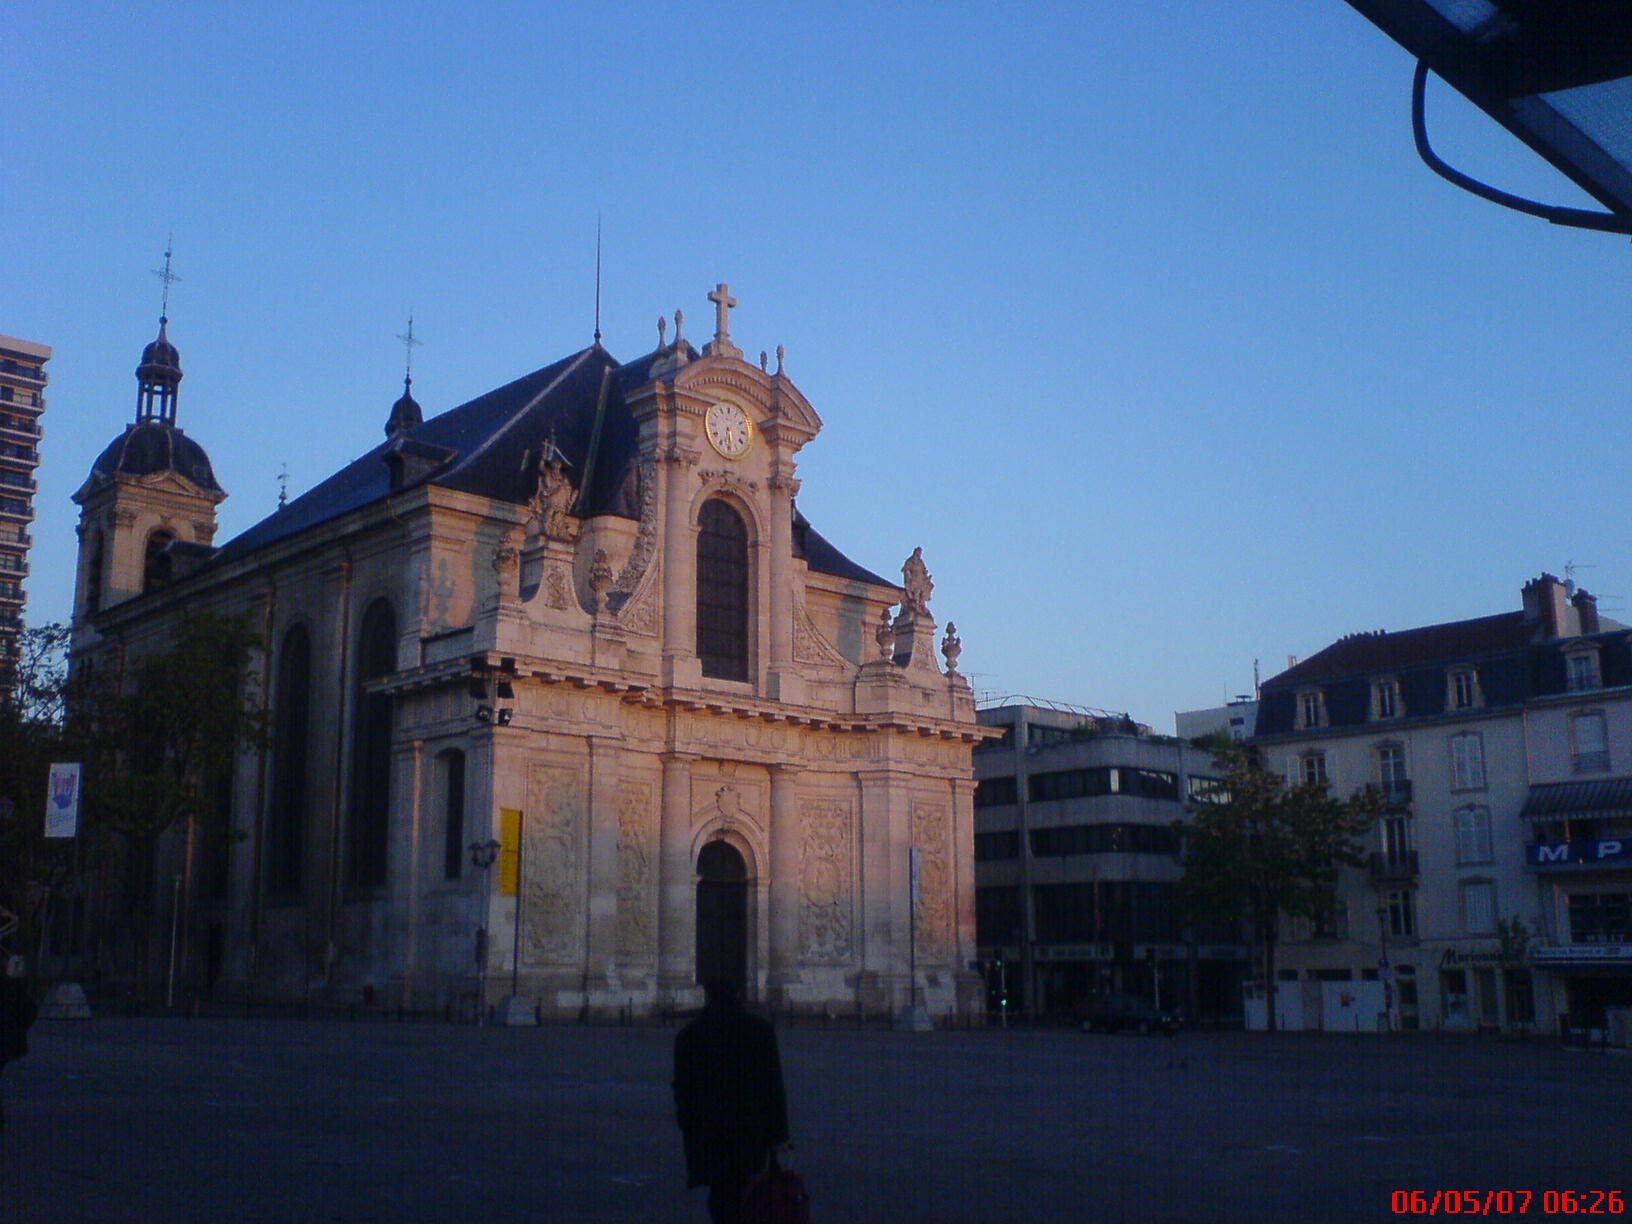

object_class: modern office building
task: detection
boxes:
[973,700,1247,1023]
[1254,574,1631,1034]
[0,334,49,706]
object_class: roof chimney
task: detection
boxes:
[1522,573,1570,639]
[1573,587,1601,635]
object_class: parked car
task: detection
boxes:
[1077,993,1182,1035]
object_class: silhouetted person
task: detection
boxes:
[1,952,38,1142]
[673,978,790,1224]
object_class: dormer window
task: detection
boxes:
[1297,689,1327,730]
[1373,678,1401,720]
[1447,667,1481,712]
[1565,648,1601,694]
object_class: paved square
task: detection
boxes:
[3,1017,1627,1223]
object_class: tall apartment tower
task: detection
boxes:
[0,334,50,706]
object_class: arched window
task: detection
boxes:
[143,529,175,592]
[347,600,396,890]
[268,625,312,896]
[696,499,749,681]
[85,530,104,613]
[440,749,466,881]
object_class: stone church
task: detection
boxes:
[70,285,987,1020]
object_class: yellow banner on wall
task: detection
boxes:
[499,807,522,896]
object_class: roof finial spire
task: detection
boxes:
[152,238,181,322]
[277,464,290,510]
[593,214,603,344]
[397,312,422,390]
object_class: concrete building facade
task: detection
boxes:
[0,333,49,705]
[972,701,1247,1023]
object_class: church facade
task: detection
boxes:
[70,286,987,1020]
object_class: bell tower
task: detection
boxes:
[72,251,226,637]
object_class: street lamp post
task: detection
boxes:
[1376,902,1393,1032]
[469,839,499,1024]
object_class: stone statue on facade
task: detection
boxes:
[530,442,580,544]
[901,547,933,617]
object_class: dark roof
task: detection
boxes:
[84,421,223,495]
[1264,612,1528,690]
[1522,777,1632,822]
[208,343,888,587]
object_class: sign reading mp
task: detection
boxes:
[1528,839,1632,868]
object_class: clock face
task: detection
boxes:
[705,401,754,458]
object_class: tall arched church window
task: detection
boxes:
[347,600,396,890]
[143,529,175,592]
[268,624,312,896]
[85,530,104,613]
[696,499,749,681]
[441,749,467,881]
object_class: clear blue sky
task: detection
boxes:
[7,2,1629,728]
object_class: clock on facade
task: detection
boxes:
[704,400,755,458]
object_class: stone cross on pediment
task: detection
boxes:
[704,283,743,358]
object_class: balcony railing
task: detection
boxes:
[1572,750,1612,774]
[1367,779,1413,806]
[1369,849,1419,879]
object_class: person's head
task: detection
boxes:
[4,954,23,979]
[701,977,742,1011]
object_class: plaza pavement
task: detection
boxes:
[2,1014,1627,1223]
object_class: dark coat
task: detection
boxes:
[673,1001,790,1189]
[0,976,37,1066]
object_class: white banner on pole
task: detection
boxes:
[45,762,82,838]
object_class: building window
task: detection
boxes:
[973,776,1018,807]
[696,499,749,681]
[973,831,1019,861]
[347,599,396,891]
[143,529,175,592]
[975,885,1023,946]
[1449,732,1485,791]
[1461,880,1496,935]
[1299,752,1328,787]
[1568,892,1631,944]
[1297,690,1326,729]
[1385,888,1416,938]
[441,749,466,881]
[1373,679,1400,720]
[267,625,312,897]
[1377,743,1409,802]
[1382,814,1413,867]
[1571,710,1610,774]
[1448,668,1480,711]
[1312,898,1348,940]
[1565,650,1601,693]
[1454,805,1492,865]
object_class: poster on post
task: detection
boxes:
[46,762,82,838]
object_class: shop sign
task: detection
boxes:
[1529,839,1632,867]
[1533,944,1632,964]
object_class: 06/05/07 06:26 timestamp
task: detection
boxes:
[1392,1190,1626,1215]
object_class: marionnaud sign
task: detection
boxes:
[1528,839,1632,867]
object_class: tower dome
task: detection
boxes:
[385,374,423,437]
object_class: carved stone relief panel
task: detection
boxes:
[911,801,954,963]
[615,780,657,963]
[522,765,585,963]
[799,799,854,964]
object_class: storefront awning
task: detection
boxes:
[1521,777,1632,821]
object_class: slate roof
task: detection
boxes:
[84,421,224,495]
[1264,612,1530,690]
[208,343,890,588]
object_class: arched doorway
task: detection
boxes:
[696,839,748,991]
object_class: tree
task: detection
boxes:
[1175,743,1380,1033]
[79,611,264,1000]
[0,623,75,972]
